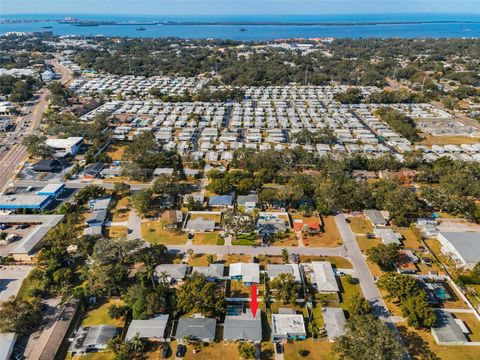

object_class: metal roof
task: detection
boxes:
[224,310,262,342]
[229,263,260,283]
[125,315,169,341]
[439,232,480,264]
[175,318,216,341]
[364,209,387,226]
[267,264,301,283]
[311,261,339,292]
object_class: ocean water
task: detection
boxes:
[1,14,480,40]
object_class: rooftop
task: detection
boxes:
[224,309,262,342]
[174,318,216,341]
[272,312,306,336]
[311,261,339,292]
[125,314,169,341]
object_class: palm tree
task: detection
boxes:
[187,248,194,258]
[130,333,145,354]
[281,248,289,264]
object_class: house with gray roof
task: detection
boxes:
[431,310,468,345]
[322,307,346,341]
[364,209,387,227]
[237,194,259,212]
[174,318,217,342]
[125,314,169,341]
[184,219,216,232]
[208,194,234,208]
[311,261,339,293]
[85,209,107,226]
[191,264,225,281]
[155,264,189,283]
[267,264,301,283]
[224,309,262,343]
[374,228,402,245]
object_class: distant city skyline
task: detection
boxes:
[2,0,480,15]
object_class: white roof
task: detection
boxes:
[37,183,64,194]
[311,261,339,292]
[272,313,306,336]
[45,136,83,148]
[229,263,260,283]
[0,333,16,360]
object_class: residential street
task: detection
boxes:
[334,213,393,322]
[165,244,344,257]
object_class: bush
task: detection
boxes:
[298,349,310,357]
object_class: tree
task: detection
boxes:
[377,272,422,301]
[207,254,214,264]
[9,80,33,102]
[22,134,54,159]
[367,243,399,271]
[332,314,405,360]
[269,273,301,304]
[347,294,372,316]
[176,273,225,317]
[402,293,437,328]
[114,182,131,196]
[238,342,256,359]
[108,304,130,319]
[0,298,42,336]
[281,248,289,264]
[131,189,154,215]
[222,209,254,242]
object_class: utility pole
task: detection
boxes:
[304,67,308,86]
[421,76,427,93]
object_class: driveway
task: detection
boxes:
[127,210,142,241]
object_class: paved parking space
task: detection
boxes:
[0,265,34,302]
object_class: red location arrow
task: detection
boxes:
[250,284,258,318]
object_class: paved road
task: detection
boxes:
[334,213,393,321]
[0,59,73,191]
[165,244,343,256]
[15,179,152,191]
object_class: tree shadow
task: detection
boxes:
[397,325,441,360]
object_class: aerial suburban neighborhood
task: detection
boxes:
[1,9,480,360]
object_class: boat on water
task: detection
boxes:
[136,27,146,31]
[42,26,53,29]
[239,28,248,32]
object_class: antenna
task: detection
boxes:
[128,57,132,74]
[304,67,308,86]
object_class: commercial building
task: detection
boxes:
[45,136,83,157]
[0,194,53,210]
[36,183,65,198]
[0,333,17,360]
[438,231,480,269]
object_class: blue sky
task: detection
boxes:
[2,0,480,15]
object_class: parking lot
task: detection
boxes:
[0,265,34,302]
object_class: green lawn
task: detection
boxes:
[232,233,259,246]
[82,298,126,327]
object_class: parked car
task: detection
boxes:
[0,224,10,230]
[176,344,186,358]
[275,343,283,354]
[15,224,29,230]
[162,344,171,358]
